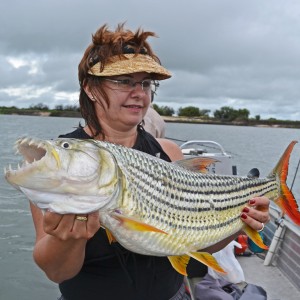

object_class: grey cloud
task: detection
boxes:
[1,0,300,120]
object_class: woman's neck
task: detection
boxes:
[84,125,138,148]
[103,130,138,147]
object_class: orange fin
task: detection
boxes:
[168,255,190,276]
[111,213,167,234]
[188,251,227,274]
[174,157,219,173]
[270,141,300,225]
[105,228,117,244]
[244,225,269,250]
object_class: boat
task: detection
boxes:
[178,140,300,300]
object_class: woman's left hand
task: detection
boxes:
[241,196,271,231]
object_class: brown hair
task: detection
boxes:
[78,23,160,137]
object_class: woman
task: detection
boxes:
[30,24,270,300]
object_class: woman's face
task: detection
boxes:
[92,72,153,131]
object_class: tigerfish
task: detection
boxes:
[4,137,300,276]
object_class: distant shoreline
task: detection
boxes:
[1,111,300,129]
[162,116,300,128]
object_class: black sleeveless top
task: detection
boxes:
[58,126,184,300]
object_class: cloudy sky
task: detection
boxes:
[1,0,300,120]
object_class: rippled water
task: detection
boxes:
[1,115,300,299]
[0,115,84,300]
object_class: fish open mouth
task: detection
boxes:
[5,137,48,175]
[17,137,47,164]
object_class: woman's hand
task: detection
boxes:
[43,211,101,241]
[240,196,271,231]
[31,204,101,283]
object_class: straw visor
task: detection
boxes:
[88,54,171,80]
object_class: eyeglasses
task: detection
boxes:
[102,78,159,93]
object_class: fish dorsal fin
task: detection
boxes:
[188,251,227,274]
[111,212,167,234]
[168,255,190,276]
[174,157,219,173]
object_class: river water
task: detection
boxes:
[1,115,300,300]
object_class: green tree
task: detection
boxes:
[199,109,211,118]
[214,106,249,121]
[29,103,49,111]
[235,108,250,121]
[64,105,80,111]
[55,105,64,111]
[178,106,201,117]
[152,104,174,116]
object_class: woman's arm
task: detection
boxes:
[31,203,101,283]
[157,138,185,161]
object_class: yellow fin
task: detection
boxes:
[168,255,190,276]
[174,157,219,173]
[269,141,300,226]
[188,251,227,274]
[105,228,117,244]
[111,213,167,234]
[244,225,269,250]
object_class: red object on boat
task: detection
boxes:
[235,235,248,255]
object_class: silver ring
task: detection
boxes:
[257,222,264,232]
[75,216,88,222]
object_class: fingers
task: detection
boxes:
[44,212,75,240]
[73,212,101,240]
[241,212,266,231]
[43,211,100,241]
[249,196,270,212]
[72,214,89,239]
[240,196,271,231]
[43,211,64,232]
[86,211,101,239]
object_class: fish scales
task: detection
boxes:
[100,141,278,253]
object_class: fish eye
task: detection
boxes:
[61,142,70,149]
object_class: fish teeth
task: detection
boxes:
[20,137,30,145]
[28,139,35,146]
[16,138,23,145]
[37,142,44,149]
[13,142,20,153]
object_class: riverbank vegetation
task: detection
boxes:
[1,103,300,128]
[153,104,300,128]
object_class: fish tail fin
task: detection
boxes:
[270,141,300,225]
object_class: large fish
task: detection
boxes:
[4,137,300,276]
